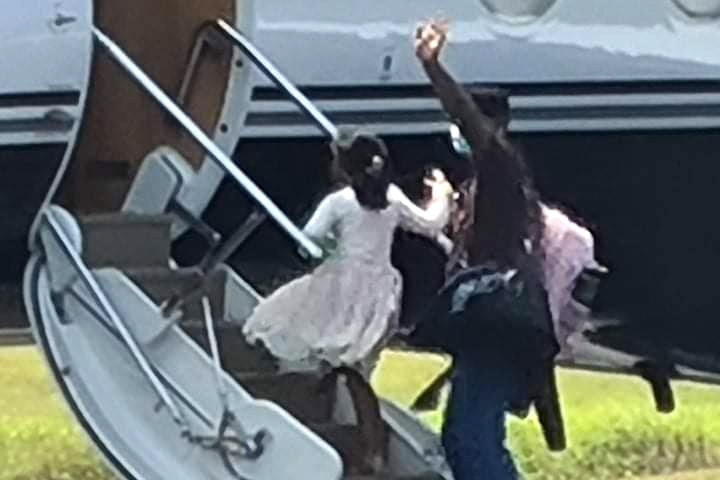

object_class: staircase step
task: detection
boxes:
[345,474,444,480]
[312,424,443,479]
[125,267,226,322]
[238,372,334,424]
[310,423,368,475]
[183,324,278,375]
[80,213,172,269]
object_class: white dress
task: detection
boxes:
[242,184,450,370]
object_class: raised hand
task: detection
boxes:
[414,20,450,64]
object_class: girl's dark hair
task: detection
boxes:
[331,128,391,210]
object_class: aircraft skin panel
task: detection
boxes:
[250,0,720,87]
[0,1,91,94]
[0,0,91,146]
[238,0,720,136]
[0,0,92,284]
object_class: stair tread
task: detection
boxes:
[123,266,202,276]
[80,213,172,269]
[80,212,174,224]
[309,422,368,475]
[345,475,443,480]
[182,324,278,375]
[124,268,229,324]
[237,371,333,423]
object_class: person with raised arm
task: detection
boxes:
[409,20,560,480]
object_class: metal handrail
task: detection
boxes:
[42,209,191,434]
[179,19,338,140]
[213,19,338,139]
[92,27,323,259]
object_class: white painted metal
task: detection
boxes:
[25,205,344,480]
[237,0,720,136]
[0,0,91,145]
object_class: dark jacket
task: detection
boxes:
[392,230,449,330]
[408,264,559,413]
[412,56,566,450]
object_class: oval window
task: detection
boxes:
[479,0,557,22]
[673,0,720,18]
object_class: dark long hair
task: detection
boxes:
[331,128,391,210]
[463,89,545,272]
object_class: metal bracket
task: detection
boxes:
[177,22,231,109]
[200,209,267,273]
[170,200,222,251]
[160,209,265,318]
[186,296,270,477]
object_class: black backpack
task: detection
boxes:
[410,263,557,358]
[407,262,566,450]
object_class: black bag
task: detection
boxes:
[409,263,558,361]
[408,263,566,450]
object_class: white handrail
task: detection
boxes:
[42,209,191,433]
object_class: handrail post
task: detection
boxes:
[214,19,338,140]
[92,27,323,260]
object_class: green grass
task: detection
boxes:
[373,351,720,480]
[3,347,720,479]
[632,472,720,480]
[0,347,111,479]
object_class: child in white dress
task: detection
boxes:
[241,129,452,473]
[243,130,452,371]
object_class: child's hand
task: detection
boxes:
[424,168,454,200]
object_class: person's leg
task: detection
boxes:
[441,363,520,480]
[326,367,387,474]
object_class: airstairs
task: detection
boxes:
[23,22,452,480]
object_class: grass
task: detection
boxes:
[632,472,720,480]
[373,351,720,480]
[3,347,720,479]
[0,347,111,479]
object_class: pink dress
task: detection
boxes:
[242,185,450,370]
[540,205,600,351]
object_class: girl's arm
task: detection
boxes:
[388,183,451,238]
[298,190,344,258]
[302,190,345,240]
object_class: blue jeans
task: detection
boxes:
[441,358,523,480]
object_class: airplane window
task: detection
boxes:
[479,0,557,22]
[673,0,720,17]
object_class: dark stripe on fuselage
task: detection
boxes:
[0,90,80,108]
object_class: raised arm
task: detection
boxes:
[415,21,497,155]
